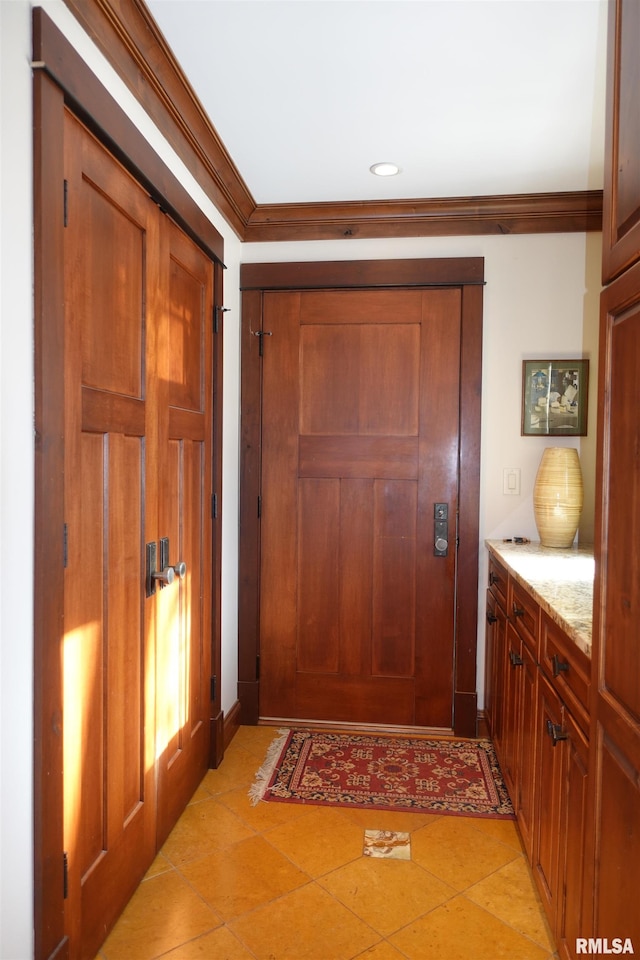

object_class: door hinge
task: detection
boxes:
[212,493,218,519]
[214,305,230,333]
[257,495,262,518]
[63,851,69,899]
[63,523,68,568]
[210,677,216,701]
[63,180,68,227]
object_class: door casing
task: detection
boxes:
[238,258,484,737]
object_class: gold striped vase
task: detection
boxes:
[533,447,584,548]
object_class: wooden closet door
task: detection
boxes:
[155,219,213,846]
[63,111,159,958]
[62,112,214,958]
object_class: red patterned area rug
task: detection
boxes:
[249,729,515,819]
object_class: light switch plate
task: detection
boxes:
[503,467,521,496]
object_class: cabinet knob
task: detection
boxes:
[509,650,523,667]
[512,603,525,619]
[546,719,568,746]
[551,654,569,677]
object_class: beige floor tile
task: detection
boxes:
[143,850,173,880]
[411,814,521,890]
[466,814,526,852]
[218,783,311,831]
[99,870,220,960]
[340,806,441,833]
[264,805,365,877]
[161,797,255,867]
[389,894,551,960]
[352,941,412,960]
[187,784,212,805]
[466,857,556,952]
[319,856,456,935]
[229,882,379,960]
[199,746,263,797]
[179,833,310,921]
[160,923,262,959]
[232,723,288,760]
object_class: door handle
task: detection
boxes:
[146,541,175,596]
[146,540,183,597]
[152,565,175,586]
[161,536,187,580]
[434,503,448,557]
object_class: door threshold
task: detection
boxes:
[258,716,457,739]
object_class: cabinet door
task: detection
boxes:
[485,589,507,743]
[602,0,640,282]
[557,711,590,960]
[533,672,565,930]
[516,640,538,861]
[501,623,524,801]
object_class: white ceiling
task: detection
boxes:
[146,0,608,206]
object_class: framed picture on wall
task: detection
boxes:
[521,359,589,436]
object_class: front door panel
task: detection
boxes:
[259,287,462,728]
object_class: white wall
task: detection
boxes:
[0,2,601,954]
[1,3,37,957]
[241,231,601,709]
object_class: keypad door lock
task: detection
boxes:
[434,502,448,557]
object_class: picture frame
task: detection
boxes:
[521,359,589,436]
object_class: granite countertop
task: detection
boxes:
[485,540,594,658]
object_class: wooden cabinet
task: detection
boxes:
[484,551,591,960]
[590,2,640,949]
[602,0,640,282]
[591,251,640,949]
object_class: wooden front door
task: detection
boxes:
[62,111,213,958]
[259,286,465,728]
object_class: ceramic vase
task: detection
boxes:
[533,447,584,548]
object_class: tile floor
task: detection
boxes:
[97,726,559,960]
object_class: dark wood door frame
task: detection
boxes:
[238,258,484,737]
[33,10,224,959]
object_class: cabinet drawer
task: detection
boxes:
[540,610,590,733]
[509,577,539,655]
[488,553,508,609]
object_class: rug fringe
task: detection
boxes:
[248,728,289,806]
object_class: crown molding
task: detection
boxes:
[62,0,603,243]
[244,191,603,242]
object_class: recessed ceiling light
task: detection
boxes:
[370,162,400,177]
